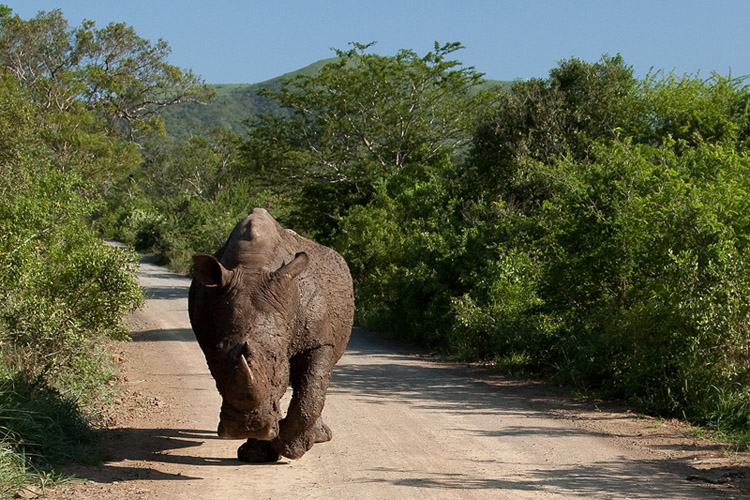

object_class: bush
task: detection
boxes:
[0,188,143,399]
[449,248,544,360]
[511,138,750,437]
[111,182,292,273]
[335,61,750,446]
[0,71,144,493]
[334,158,463,345]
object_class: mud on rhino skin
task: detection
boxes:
[187,208,355,461]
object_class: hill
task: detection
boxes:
[160,58,509,139]
[159,58,339,138]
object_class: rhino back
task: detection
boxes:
[285,231,354,359]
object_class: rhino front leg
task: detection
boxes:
[273,345,336,459]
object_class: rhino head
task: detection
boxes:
[191,250,309,441]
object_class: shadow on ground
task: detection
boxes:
[330,329,748,498]
[65,427,256,483]
[73,325,746,497]
[357,462,748,498]
[130,328,196,343]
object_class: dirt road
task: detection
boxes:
[47,255,748,499]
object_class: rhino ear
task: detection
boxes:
[273,252,308,280]
[193,254,232,287]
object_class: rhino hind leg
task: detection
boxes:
[237,438,281,463]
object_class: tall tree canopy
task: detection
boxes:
[242,42,494,236]
[0,5,213,140]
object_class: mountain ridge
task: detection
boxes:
[160,57,507,139]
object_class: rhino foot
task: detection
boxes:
[237,439,281,463]
[312,419,332,443]
[275,419,332,459]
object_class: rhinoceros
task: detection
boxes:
[188,208,354,462]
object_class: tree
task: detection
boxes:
[0,5,214,140]
[467,55,640,210]
[242,42,494,237]
[140,129,243,201]
[639,70,750,147]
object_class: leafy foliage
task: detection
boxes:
[462,66,749,442]
[466,55,641,210]
[0,5,214,141]
[533,139,750,418]
[0,5,221,492]
[242,41,494,238]
[106,127,292,272]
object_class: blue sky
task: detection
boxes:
[6,1,750,84]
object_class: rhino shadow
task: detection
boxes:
[62,427,246,484]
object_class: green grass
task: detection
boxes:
[0,374,99,498]
[0,441,36,499]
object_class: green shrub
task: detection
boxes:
[522,138,750,436]
[1,209,143,400]
[335,62,750,446]
[0,71,144,492]
[449,248,544,360]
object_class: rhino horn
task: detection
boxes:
[236,353,254,383]
[234,342,263,394]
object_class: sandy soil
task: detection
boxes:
[42,255,749,500]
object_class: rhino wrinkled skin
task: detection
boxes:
[188,208,354,462]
